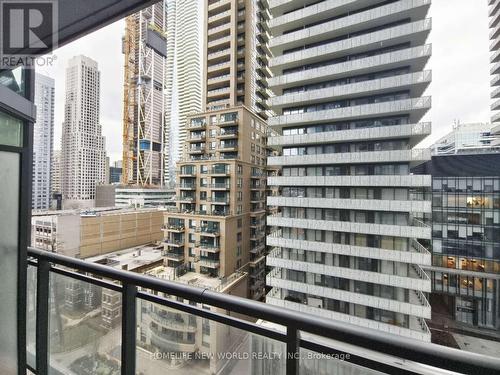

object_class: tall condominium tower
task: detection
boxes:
[61,55,106,209]
[490,0,500,124]
[204,0,272,118]
[161,0,272,300]
[32,73,55,210]
[265,0,433,341]
[164,0,202,187]
[51,149,61,195]
[122,2,167,186]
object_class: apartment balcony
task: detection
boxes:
[269,19,432,73]
[208,23,231,40]
[267,196,431,214]
[209,182,230,190]
[268,148,431,168]
[219,129,238,138]
[22,248,500,374]
[207,196,230,204]
[209,166,231,175]
[266,267,430,319]
[218,143,238,152]
[198,258,220,268]
[207,60,231,74]
[195,243,220,253]
[491,2,500,29]
[492,98,500,111]
[266,233,431,265]
[208,34,231,49]
[178,169,196,177]
[207,86,231,100]
[267,214,431,240]
[270,71,432,111]
[268,123,432,149]
[163,252,185,262]
[150,312,197,333]
[187,145,205,154]
[268,44,432,91]
[490,0,500,18]
[177,182,196,190]
[188,119,206,130]
[270,0,431,54]
[164,239,185,248]
[208,10,231,26]
[163,225,185,233]
[149,327,196,353]
[266,287,431,342]
[207,73,230,87]
[196,227,220,236]
[208,0,231,12]
[268,97,431,128]
[188,134,206,142]
[177,196,195,203]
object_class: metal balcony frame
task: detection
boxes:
[26,247,500,375]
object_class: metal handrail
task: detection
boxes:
[26,247,500,375]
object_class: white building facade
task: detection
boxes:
[163,0,202,187]
[431,123,500,155]
[265,0,433,341]
[61,55,106,209]
[32,73,55,210]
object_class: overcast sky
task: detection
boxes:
[37,0,492,163]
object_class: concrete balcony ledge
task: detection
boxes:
[266,174,432,188]
[270,71,431,109]
[268,45,432,90]
[267,196,431,213]
[267,148,431,167]
[266,235,431,265]
[270,19,432,71]
[266,257,430,291]
[266,215,432,240]
[267,97,432,127]
[270,0,431,52]
[266,275,431,318]
[266,294,431,341]
[267,123,432,148]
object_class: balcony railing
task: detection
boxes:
[25,247,500,375]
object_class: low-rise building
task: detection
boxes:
[31,207,164,258]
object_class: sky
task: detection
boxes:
[37,0,492,163]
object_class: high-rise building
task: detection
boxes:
[110,160,123,184]
[122,3,167,186]
[414,153,500,330]
[32,73,55,210]
[265,0,433,341]
[431,123,500,155]
[61,55,106,209]
[204,0,272,118]
[490,0,500,124]
[164,0,203,187]
[51,149,61,195]
[160,0,272,300]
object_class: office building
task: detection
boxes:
[414,153,500,329]
[32,73,55,210]
[265,0,433,341]
[115,186,175,208]
[431,123,500,155]
[110,160,122,184]
[61,55,106,209]
[164,0,203,186]
[122,3,167,186]
[31,207,164,258]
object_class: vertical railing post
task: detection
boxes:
[36,259,50,375]
[286,326,300,375]
[121,283,137,375]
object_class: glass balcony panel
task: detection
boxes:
[48,273,122,374]
[0,67,26,97]
[27,265,37,370]
[136,299,285,374]
[0,111,23,147]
